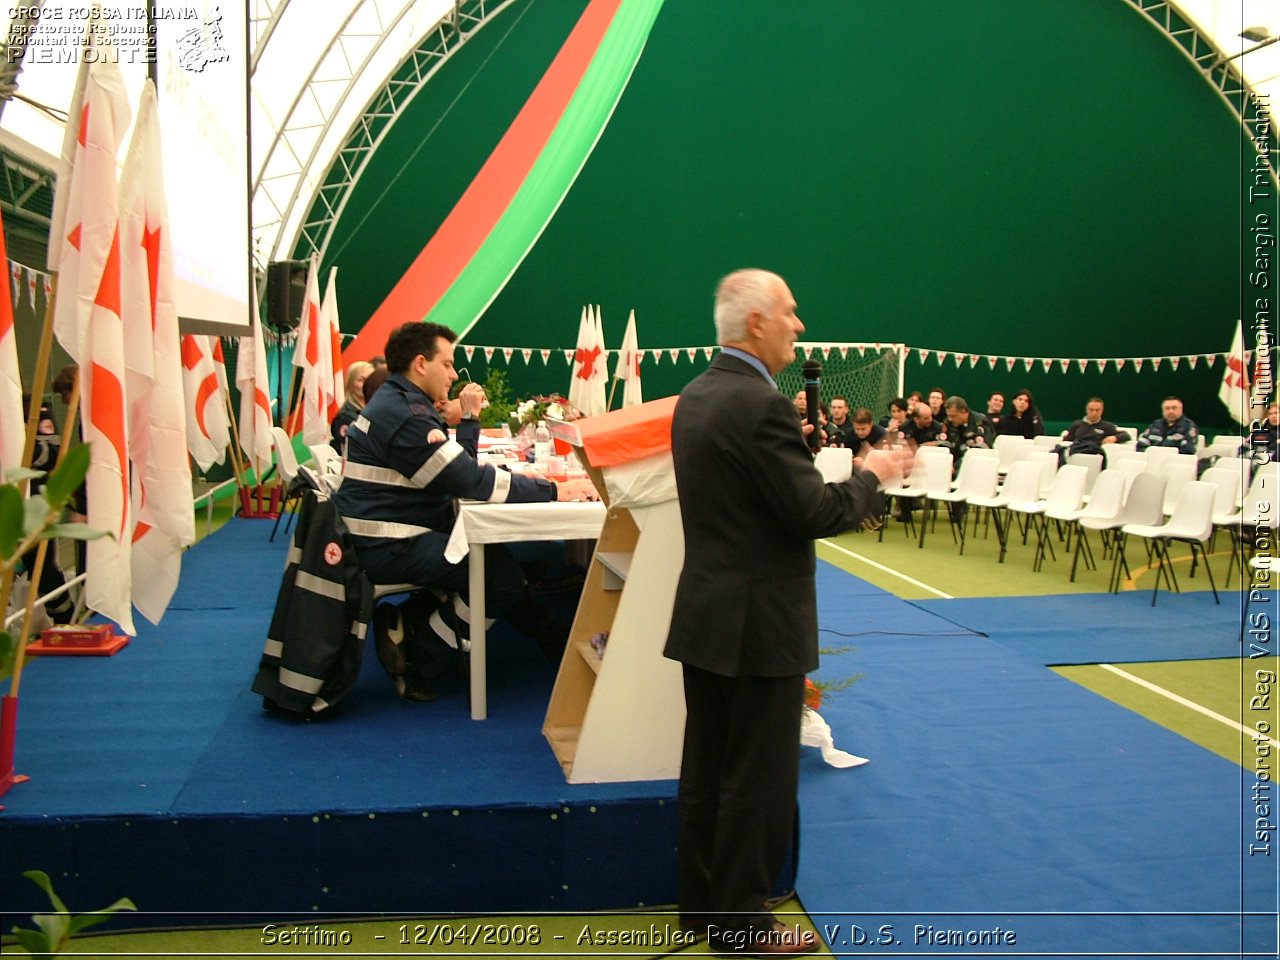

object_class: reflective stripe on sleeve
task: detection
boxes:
[342,517,434,539]
[410,440,464,488]
[279,666,325,695]
[489,467,511,503]
[343,460,418,488]
[296,570,346,602]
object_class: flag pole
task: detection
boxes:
[11,373,82,699]
[0,276,62,801]
[222,389,247,488]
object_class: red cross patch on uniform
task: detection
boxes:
[323,542,343,566]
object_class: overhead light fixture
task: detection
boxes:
[1211,27,1280,68]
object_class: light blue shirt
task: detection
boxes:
[720,347,776,389]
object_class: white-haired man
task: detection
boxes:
[663,269,909,955]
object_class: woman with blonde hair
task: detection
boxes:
[331,360,374,452]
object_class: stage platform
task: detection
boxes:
[0,518,684,927]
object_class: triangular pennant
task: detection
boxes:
[954,353,965,368]
[463,345,475,361]
[26,273,36,309]
[703,347,714,361]
[651,349,663,365]
[483,347,495,362]
[1059,360,1070,373]
[501,347,514,363]
[918,349,930,363]
[686,347,697,362]
[520,348,532,364]
[1115,359,1127,371]
[968,354,979,368]
[987,356,998,370]
[1133,358,1144,372]
[668,348,680,363]
[820,346,830,361]
[1206,354,1219,368]
[1040,358,1052,373]
[1077,359,1088,374]
[839,346,849,359]
[1095,359,1107,373]
[1151,357,1162,371]
[1022,358,1035,373]
[1005,357,1016,372]
[1187,355,1198,369]
[9,262,20,304]
[936,350,948,365]
[42,275,51,302]
[564,349,574,365]
[856,345,865,357]
[1170,356,1181,370]
[540,349,551,365]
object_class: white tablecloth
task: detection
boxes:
[445,500,606,719]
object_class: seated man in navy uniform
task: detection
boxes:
[1136,395,1199,455]
[333,321,598,701]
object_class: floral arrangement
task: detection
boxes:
[514,394,579,429]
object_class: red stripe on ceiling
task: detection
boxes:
[345,0,622,361]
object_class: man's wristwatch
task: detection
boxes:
[460,411,479,422]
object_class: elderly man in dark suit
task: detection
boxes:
[664,269,910,956]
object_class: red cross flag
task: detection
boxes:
[182,333,230,472]
[120,80,195,626]
[615,308,642,409]
[237,285,275,477]
[0,207,23,474]
[1219,319,1250,426]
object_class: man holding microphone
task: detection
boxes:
[664,269,910,955]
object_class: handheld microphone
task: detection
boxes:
[802,359,822,452]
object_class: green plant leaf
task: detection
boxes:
[23,497,51,537]
[21,871,67,914]
[0,483,22,558]
[43,443,89,511]
[43,524,110,542]
[30,912,71,950]
[0,631,15,685]
[9,925,53,956]
[66,897,137,936]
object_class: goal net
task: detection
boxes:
[775,343,904,418]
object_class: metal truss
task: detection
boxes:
[252,0,509,266]
[1123,0,1278,186]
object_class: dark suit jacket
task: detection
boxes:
[663,353,883,678]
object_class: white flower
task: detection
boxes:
[516,399,535,418]
[546,403,564,421]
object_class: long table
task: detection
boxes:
[443,500,607,719]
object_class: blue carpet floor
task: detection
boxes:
[797,565,1272,958]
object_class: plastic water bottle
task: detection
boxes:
[534,420,552,465]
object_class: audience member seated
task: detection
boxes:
[826,395,856,448]
[847,406,888,460]
[1136,395,1198,455]
[927,387,947,420]
[331,321,597,702]
[904,401,946,448]
[363,365,390,403]
[793,389,837,447]
[996,388,1045,438]
[1062,397,1125,458]
[942,396,993,472]
[986,391,1006,432]
[330,361,374,453]
[880,396,910,432]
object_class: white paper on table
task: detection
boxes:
[801,708,869,768]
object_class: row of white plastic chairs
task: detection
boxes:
[878,441,1274,603]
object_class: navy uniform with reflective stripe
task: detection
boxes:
[332,373,554,618]
[1136,415,1199,455]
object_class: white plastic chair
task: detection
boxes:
[270,427,303,542]
[1058,469,1131,581]
[1222,461,1279,584]
[1120,480,1219,606]
[1023,449,1060,500]
[1160,456,1197,516]
[968,459,1042,563]
[880,448,952,546]
[1088,471,1168,592]
[1065,452,1103,498]
[1009,464,1088,572]
[993,434,1032,475]
[1141,445,1181,473]
[929,454,1000,553]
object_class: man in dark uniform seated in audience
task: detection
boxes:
[1136,395,1198,455]
[942,396,993,474]
[332,321,597,702]
[826,395,856,448]
[846,406,887,461]
[1061,397,1124,460]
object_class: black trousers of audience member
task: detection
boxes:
[677,664,804,944]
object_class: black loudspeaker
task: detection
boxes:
[266,260,306,331]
